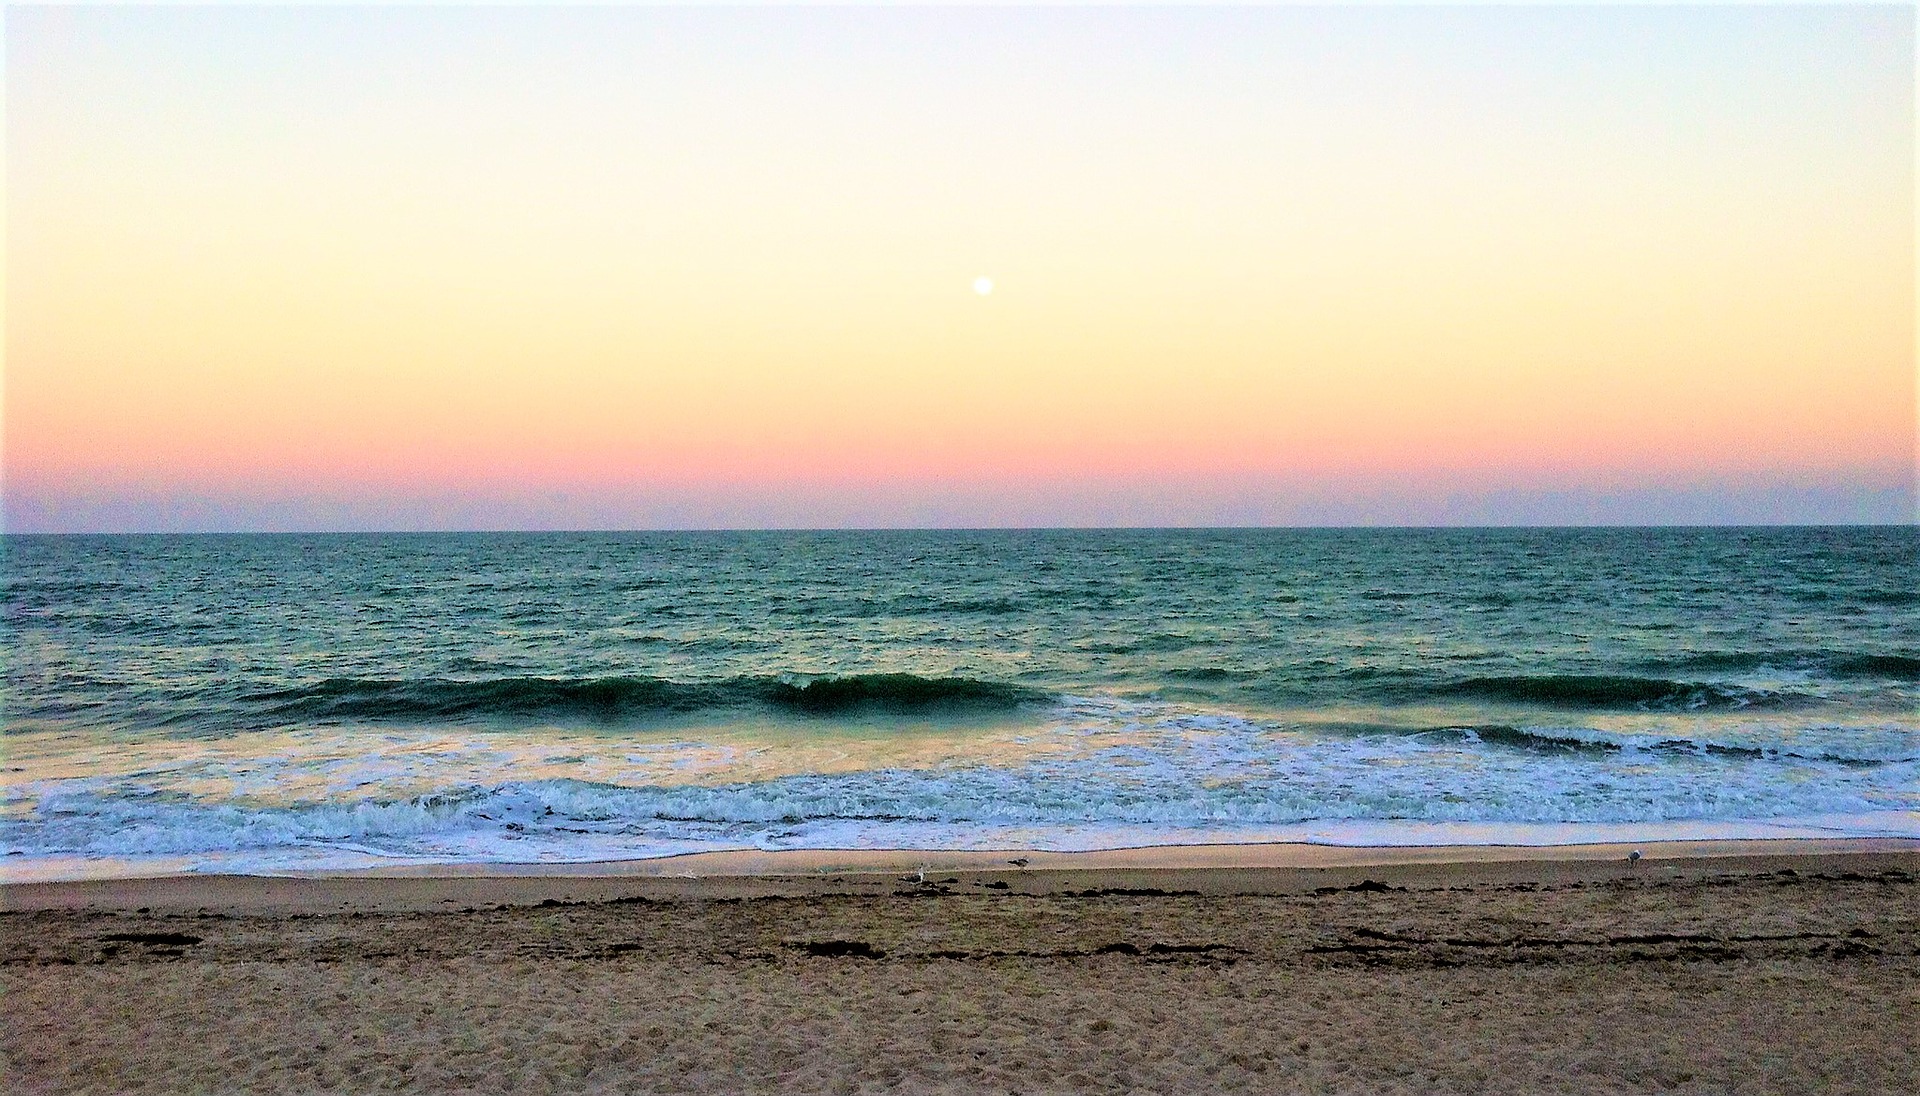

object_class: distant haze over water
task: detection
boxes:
[4,528,1915,878]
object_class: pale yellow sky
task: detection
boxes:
[5,6,1913,528]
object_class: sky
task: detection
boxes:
[4,4,1914,530]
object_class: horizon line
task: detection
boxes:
[6,522,1917,537]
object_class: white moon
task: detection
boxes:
[973,276,994,296]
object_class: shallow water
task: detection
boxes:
[4,528,1915,877]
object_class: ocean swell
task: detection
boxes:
[242,673,1050,724]
[1649,651,1920,681]
[1424,675,1795,711]
[1417,724,1917,765]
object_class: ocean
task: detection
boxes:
[3,527,1915,879]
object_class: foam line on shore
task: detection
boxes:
[319,835,1920,876]
[4,838,1912,914]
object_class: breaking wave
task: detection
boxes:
[1415,724,1917,765]
[243,673,1051,724]
[1420,675,1798,711]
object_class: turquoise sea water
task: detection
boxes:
[3,528,1916,878]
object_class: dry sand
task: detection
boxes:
[4,840,1917,1094]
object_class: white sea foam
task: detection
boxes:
[5,697,1916,880]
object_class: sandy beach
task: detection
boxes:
[4,839,1916,1094]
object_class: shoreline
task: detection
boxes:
[7,836,1913,913]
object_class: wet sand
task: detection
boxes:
[4,840,1917,1094]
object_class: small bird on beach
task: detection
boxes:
[1628,849,1643,862]
[1007,857,1030,868]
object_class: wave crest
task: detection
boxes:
[1652,651,1920,681]
[245,673,1048,724]
[1423,724,1915,764]
[1428,675,1786,710]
